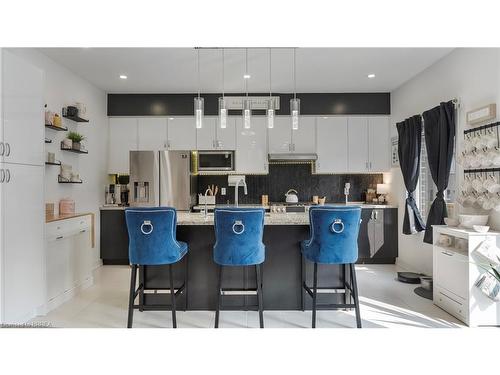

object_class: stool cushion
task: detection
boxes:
[301,206,361,264]
[213,208,265,266]
[125,207,188,265]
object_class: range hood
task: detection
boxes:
[268,153,318,162]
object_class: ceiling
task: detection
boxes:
[38,48,453,94]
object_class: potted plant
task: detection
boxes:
[66,131,85,151]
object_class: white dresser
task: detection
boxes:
[433,225,500,327]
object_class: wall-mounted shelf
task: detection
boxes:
[60,144,88,154]
[63,115,89,123]
[45,124,68,131]
[58,175,83,184]
[45,138,52,143]
[45,161,61,166]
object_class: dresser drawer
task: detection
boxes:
[434,285,468,323]
[46,215,91,241]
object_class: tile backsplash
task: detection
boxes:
[195,163,383,205]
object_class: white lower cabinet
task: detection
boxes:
[45,215,93,311]
[1,163,44,323]
[235,117,268,174]
[316,117,348,173]
[432,226,500,326]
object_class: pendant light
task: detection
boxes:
[219,49,227,129]
[243,48,251,129]
[267,48,274,129]
[194,48,204,129]
[290,48,300,130]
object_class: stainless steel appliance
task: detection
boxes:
[129,150,191,210]
[197,151,234,171]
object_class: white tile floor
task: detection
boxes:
[32,264,464,328]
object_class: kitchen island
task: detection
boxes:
[100,207,398,310]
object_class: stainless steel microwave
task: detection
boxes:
[197,151,234,171]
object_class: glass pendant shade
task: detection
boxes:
[290,98,300,130]
[243,98,252,129]
[219,97,227,129]
[267,98,275,129]
[194,97,204,129]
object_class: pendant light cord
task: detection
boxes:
[245,48,248,97]
[197,48,201,99]
[293,48,297,100]
[269,48,272,97]
[222,49,225,99]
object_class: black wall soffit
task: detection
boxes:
[107,93,390,116]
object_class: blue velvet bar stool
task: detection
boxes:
[301,206,362,328]
[213,207,266,328]
[125,207,188,328]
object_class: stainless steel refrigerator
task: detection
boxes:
[129,150,191,210]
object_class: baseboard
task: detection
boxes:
[41,276,94,315]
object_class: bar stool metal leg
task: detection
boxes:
[312,262,318,328]
[301,254,305,311]
[256,264,264,328]
[169,264,177,328]
[184,253,189,311]
[127,264,138,328]
[215,265,223,328]
[350,263,362,328]
[139,265,145,312]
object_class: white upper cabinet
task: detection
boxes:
[348,117,369,172]
[196,116,216,150]
[368,116,390,172]
[235,117,268,174]
[1,50,44,166]
[137,117,168,151]
[216,117,236,150]
[108,118,138,174]
[316,117,348,173]
[167,117,196,150]
[268,117,292,154]
[292,117,316,153]
[268,116,315,154]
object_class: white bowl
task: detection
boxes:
[444,218,459,227]
[472,225,490,233]
[459,214,489,229]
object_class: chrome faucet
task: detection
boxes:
[344,182,351,204]
[203,188,211,219]
[234,177,248,207]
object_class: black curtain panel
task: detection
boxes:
[397,115,426,234]
[422,101,456,244]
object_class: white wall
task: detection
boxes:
[7,48,109,269]
[389,48,500,275]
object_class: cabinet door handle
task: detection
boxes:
[5,143,10,157]
[5,169,10,183]
[56,235,64,240]
[80,229,87,233]
[0,169,4,183]
[0,142,4,156]
[365,161,369,169]
[167,140,171,149]
[369,162,372,169]
[441,251,453,257]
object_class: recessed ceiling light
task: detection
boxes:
[243,74,251,79]
[367,73,376,79]
[119,75,127,80]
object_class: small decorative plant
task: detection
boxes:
[66,131,85,150]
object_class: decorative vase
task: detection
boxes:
[62,138,72,149]
[73,142,81,151]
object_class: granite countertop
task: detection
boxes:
[177,212,309,226]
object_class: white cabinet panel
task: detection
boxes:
[316,117,348,173]
[268,117,291,154]
[348,117,369,173]
[292,117,315,153]
[196,117,217,150]
[235,117,268,174]
[368,116,390,172]
[216,117,236,150]
[167,117,196,150]
[138,117,168,151]
[1,50,44,166]
[1,163,44,322]
[108,118,138,174]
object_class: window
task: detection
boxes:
[418,128,456,220]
